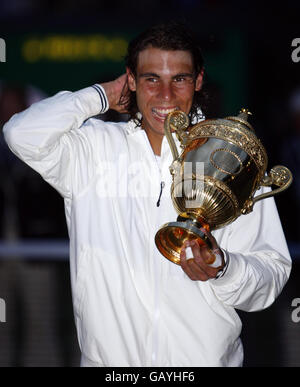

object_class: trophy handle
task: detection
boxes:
[164,110,190,161]
[242,165,293,214]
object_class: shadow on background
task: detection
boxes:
[239,260,300,367]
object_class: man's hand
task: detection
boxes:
[180,228,225,281]
[101,74,130,113]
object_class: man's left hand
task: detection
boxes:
[180,229,225,281]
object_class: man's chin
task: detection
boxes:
[142,117,173,137]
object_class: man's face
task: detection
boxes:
[127,47,203,138]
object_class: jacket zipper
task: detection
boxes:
[154,154,165,207]
[156,181,165,207]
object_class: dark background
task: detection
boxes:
[0,0,300,367]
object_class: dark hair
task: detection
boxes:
[123,21,205,125]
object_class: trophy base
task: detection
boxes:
[155,215,213,265]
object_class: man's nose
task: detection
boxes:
[159,83,174,101]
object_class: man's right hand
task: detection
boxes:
[101,74,130,113]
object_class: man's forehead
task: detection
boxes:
[136,47,194,72]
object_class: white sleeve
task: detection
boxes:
[3,84,109,198]
[210,187,292,312]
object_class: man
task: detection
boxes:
[3,22,291,367]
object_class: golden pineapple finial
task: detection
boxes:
[239,108,252,121]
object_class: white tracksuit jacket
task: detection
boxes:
[3,84,292,367]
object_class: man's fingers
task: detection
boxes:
[101,74,130,113]
[190,241,219,278]
[200,227,219,251]
[118,74,130,107]
[180,241,211,281]
[186,258,210,281]
[180,239,224,280]
[198,229,224,268]
[180,243,198,280]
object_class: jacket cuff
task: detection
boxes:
[210,251,243,287]
[91,84,109,113]
[72,84,109,118]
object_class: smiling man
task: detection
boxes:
[126,47,203,154]
[3,22,291,367]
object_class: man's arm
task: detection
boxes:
[180,187,292,312]
[3,75,128,198]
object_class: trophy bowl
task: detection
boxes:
[155,109,293,265]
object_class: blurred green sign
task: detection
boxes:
[0,31,247,115]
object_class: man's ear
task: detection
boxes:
[126,67,136,92]
[195,69,204,91]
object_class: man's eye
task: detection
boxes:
[174,77,185,82]
[174,76,194,84]
[146,77,158,83]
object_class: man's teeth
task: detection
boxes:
[153,108,177,115]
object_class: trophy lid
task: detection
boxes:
[187,107,268,175]
[225,108,255,132]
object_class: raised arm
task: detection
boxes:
[3,75,129,198]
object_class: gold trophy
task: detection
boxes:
[155,109,293,265]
